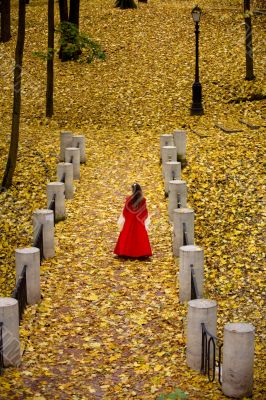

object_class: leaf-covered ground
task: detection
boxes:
[0,0,265,398]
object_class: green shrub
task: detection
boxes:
[57,22,106,63]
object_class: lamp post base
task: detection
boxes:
[191,82,204,115]
[190,103,204,115]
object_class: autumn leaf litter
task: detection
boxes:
[0,0,265,398]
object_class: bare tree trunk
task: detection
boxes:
[59,0,81,61]
[1,0,26,189]
[115,0,137,9]
[0,0,11,42]
[58,0,68,59]
[69,0,80,28]
[46,0,54,117]
[244,0,255,80]
[58,0,68,22]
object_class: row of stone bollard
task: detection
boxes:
[160,130,203,302]
[160,130,255,399]
[0,131,86,370]
[186,299,255,398]
[48,131,86,221]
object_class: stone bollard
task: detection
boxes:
[46,182,66,222]
[168,180,187,221]
[164,161,181,197]
[33,209,55,258]
[161,145,177,176]
[173,208,194,256]
[160,134,174,159]
[222,323,255,398]
[0,298,21,367]
[186,299,217,371]
[15,248,41,305]
[57,162,74,199]
[173,130,186,167]
[179,245,204,302]
[65,147,80,180]
[60,131,73,162]
[73,135,86,163]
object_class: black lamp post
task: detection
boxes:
[191,5,204,115]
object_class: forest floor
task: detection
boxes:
[0,0,265,399]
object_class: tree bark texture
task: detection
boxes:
[0,0,11,42]
[46,0,54,117]
[58,0,68,22]
[1,0,26,189]
[69,0,80,28]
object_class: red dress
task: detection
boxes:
[114,197,152,257]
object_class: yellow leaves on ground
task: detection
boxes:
[87,293,99,301]
[0,0,265,399]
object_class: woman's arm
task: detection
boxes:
[117,213,125,231]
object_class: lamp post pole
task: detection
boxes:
[191,6,204,116]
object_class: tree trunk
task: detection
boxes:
[244,0,255,80]
[46,0,54,117]
[58,0,68,59]
[59,0,81,61]
[58,0,68,22]
[69,0,80,28]
[115,0,137,9]
[1,0,26,189]
[0,0,11,42]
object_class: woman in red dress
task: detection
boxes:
[114,183,152,258]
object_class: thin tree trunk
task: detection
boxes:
[1,0,26,189]
[59,0,81,61]
[69,0,80,28]
[0,0,11,42]
[244,0,255,80]
[58,0,68,59]
[46,0,54,117]
[58,0,68,22]
[115,0,137,9]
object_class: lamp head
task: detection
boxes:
[192,5,202,23]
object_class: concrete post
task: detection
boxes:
[222,323,255,398]
[173,130,186,166]
[186,299,217,371]
[73,135,86,163]
[161,146,177,176]
[33,209,55,258]
[160,134,174,159]
[179,245,204,302]
[15,248,41,305]
[0,298,21,367]
[173,208,194,256]
[60,131,73,162]
[168,180,187,221]
[57,162,74,200]
[164,161,181,197]
[46,182,66,222]
[65,147,80,180]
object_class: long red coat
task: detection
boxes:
[114,197,152,257]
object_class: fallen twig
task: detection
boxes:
[214,123,243,133]
[238,119,261,130]
[190,129,211,138]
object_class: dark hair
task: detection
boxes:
[129,183,143,209]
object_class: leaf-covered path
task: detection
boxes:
[0,0,265,398]
[5,129,194,399]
